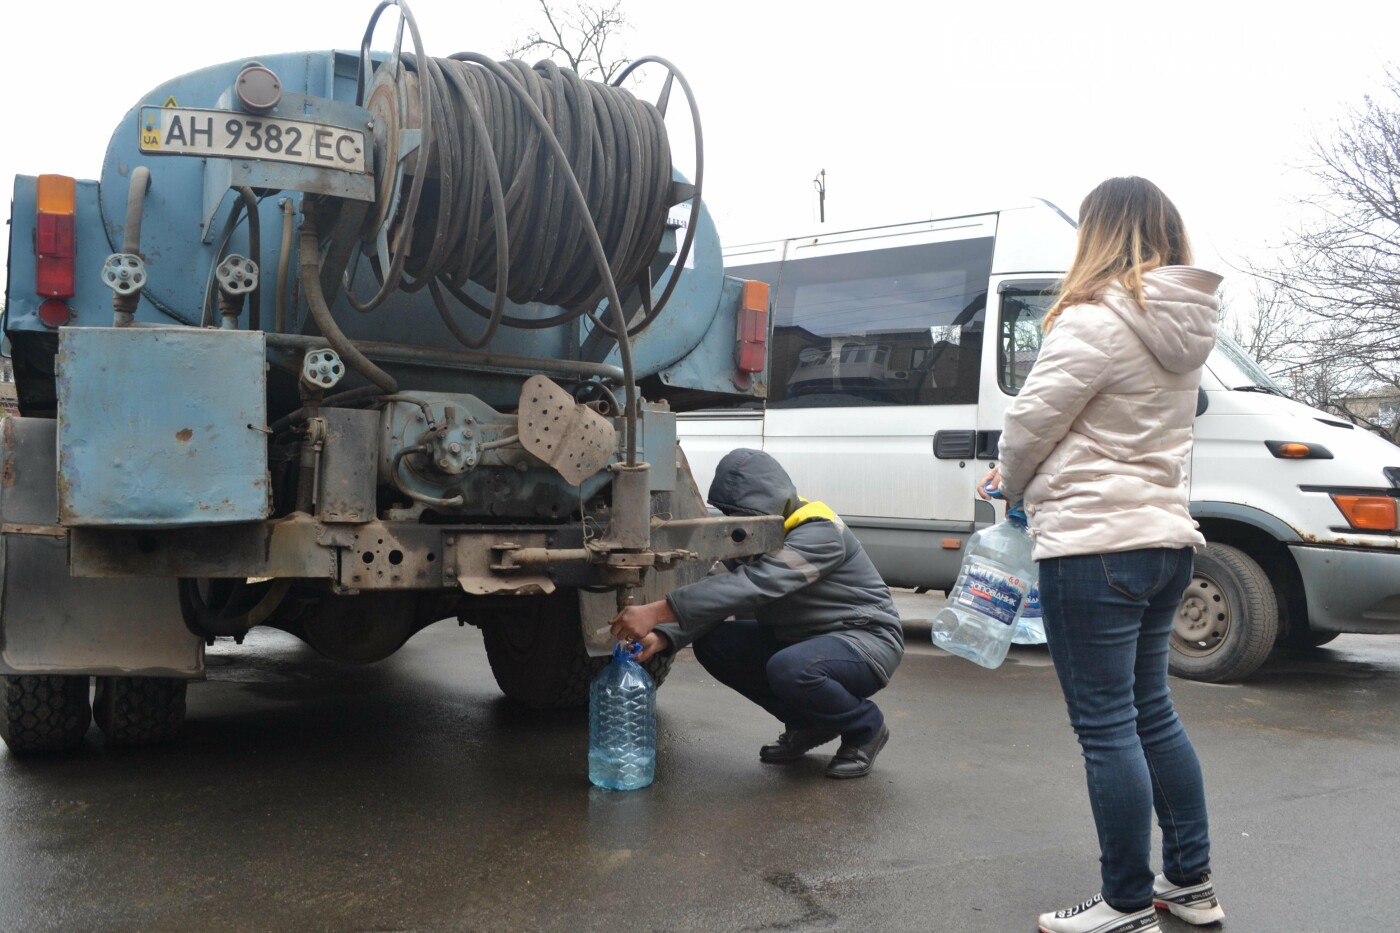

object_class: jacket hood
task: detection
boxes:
[1100,266,1222,374]
[707,448,800,518]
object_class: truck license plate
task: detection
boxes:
[139,107,368,174]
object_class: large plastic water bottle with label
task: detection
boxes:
[932,500,1035,669]
[588,641,657,790]
[1012,581,1047,645]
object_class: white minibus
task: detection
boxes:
[679,201,1400,682]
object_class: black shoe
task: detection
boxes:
[824,723,890,779]
[759,726,840,763]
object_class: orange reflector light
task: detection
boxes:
[1265,440,1333,460]
[940,538,962,550]
[35,174,77,298]
[36,174,76,214]
[734,280,769,374]
[1330,495,1397,531]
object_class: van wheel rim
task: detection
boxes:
[1174,573,1230,657]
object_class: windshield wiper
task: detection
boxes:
[1231,384,1286,396]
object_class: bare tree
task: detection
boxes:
[1244,67,1400,442]
[507,0,632,83]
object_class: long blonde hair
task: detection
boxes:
[1044,176,1192,332]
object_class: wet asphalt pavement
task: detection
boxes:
[2,590,1398,932]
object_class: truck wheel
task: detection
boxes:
[0,674,92,754]
[481,594,675,709]
[1170,543,1278,683]
[93,676,187,747]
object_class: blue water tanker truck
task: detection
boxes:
[0,2,781,753]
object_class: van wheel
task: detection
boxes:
[0,675,92,754]
[1170,543,1278,683]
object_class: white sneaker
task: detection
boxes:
[1153,872,1225,925]
[1037,893,1161,933]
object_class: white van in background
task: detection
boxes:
[679,201,1400,682]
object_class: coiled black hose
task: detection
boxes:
[348,0,694,465]
[366,54,672,331]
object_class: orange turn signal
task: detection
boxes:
[36,174,76,215]
[1330,495,1397,531]
[1265,440,1333,459]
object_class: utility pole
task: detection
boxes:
[813,169,826,223]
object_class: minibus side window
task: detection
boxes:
[998,284,1058,395]
[737,237,994,408]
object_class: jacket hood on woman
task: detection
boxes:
[1101,266,1221,374]
[997,265,1224,560]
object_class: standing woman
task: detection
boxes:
[982,177,1227,933]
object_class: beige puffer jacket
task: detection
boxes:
[997,266,1223,560]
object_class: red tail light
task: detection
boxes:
[735,280,768,374]
[35,174,76,298]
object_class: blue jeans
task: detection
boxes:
[1040,548,1212,912]
[692,621,886,745]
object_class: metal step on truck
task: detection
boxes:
[0,1,783,753]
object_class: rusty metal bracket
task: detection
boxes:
[453,533,556,596]
[517,375,615,485]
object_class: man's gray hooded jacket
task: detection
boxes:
[657,449,904,684]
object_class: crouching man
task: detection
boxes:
[610,448,903,779]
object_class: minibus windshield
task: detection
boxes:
[1210,333,1288,396]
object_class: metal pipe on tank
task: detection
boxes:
[263,332,625,383]
[112,166,151,327]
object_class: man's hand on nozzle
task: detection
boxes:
[636,630,670,662]
[609,599,676,643]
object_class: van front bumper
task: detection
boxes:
[1289,544,1400,634]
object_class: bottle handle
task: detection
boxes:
[984,480,1028,527]
[614,640,644,661]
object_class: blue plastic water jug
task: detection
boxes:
[932,504,1035,669]
[588,641,656,790]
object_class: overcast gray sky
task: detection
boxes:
[4,0,1399,297]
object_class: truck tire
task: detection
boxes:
[93,676,187,747]
[0,674,92,754]
[481,594,674,710]
[1170,543,1278,683]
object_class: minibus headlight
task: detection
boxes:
[1329,494,1398,531]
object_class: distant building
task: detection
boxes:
[1332,386,1400,443]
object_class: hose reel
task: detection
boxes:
[302,0,708,468]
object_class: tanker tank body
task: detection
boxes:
[0,1,780,753]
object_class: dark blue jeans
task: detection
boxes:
[1040,548,1212,912]
[692,621,885,745]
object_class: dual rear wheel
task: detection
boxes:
[0,674,187,755]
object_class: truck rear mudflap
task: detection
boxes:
[1,416,203,677]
